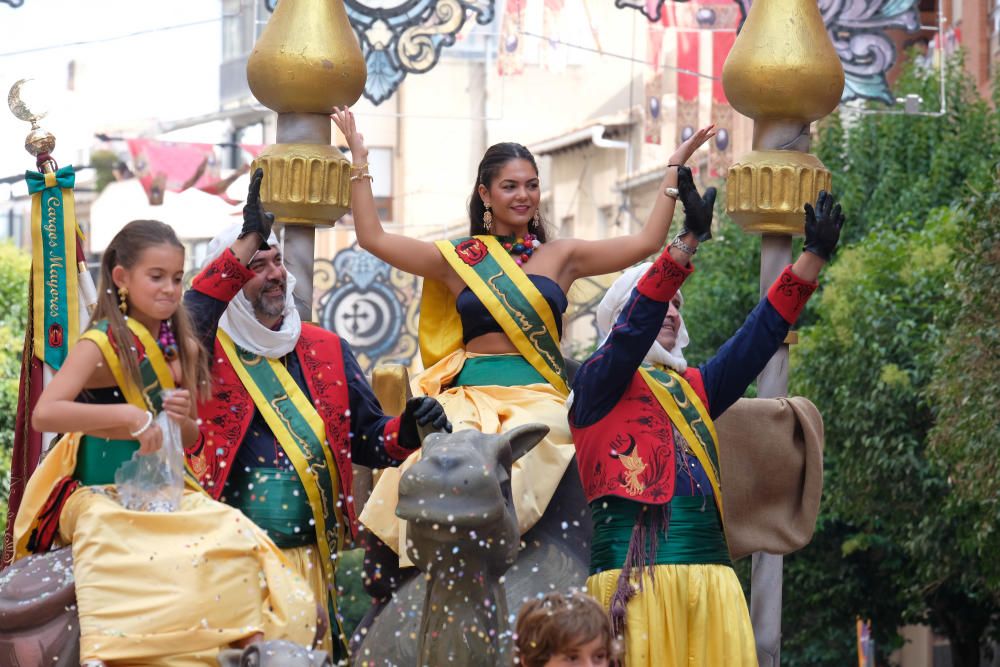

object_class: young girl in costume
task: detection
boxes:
[331,107,716,566]
[514,591,619,667]
[14,220,318,666]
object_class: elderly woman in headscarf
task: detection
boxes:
[568,174,845,667]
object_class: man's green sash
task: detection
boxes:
[217,330,346,644]
[431,236,568,394]
[638,364,725,522]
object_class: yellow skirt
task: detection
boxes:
[587,563,756,667]
[359,350,576,567]
[14,434,318,666]
[282,543,335,657]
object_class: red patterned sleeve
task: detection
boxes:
[636,249,694,301]
[381,416,417,462]
[767,265,818,323]
[191,248,256,302]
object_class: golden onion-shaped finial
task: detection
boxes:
[247,0,366,113]
[722,0,844,123]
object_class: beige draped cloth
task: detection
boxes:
[715,397,825,561]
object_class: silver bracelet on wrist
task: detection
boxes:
[670,234,697,256]
[129,411,154,438]
[664,186,680,200]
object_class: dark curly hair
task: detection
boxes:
[468,142,548,242]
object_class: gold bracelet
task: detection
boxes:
[350,162,369,173]
[350,172,373,183]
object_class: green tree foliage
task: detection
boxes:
[925,172,1000,590]
[815,53,999,245]
[778,58,1000,667]
[0,242,30,535]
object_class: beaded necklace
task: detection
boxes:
[496,232,542,266]
[158,320,179,362]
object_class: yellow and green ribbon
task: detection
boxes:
[639,365,724,522]
[426,235,568,394]
[28,166,80,370]
[217,330,347,649]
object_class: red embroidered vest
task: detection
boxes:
[187,324,361,534]
[571,367,710,505]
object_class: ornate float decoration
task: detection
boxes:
[618,0,919,104]
[266,0,496,105]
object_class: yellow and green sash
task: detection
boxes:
[639,365,725,522]
[217,330,346,643]
[81,319,204,490]
[29,166,80,370]
[420,235,568,395]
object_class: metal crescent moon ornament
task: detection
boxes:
[8,78,47,125]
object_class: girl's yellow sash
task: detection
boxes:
[419,235,568,395]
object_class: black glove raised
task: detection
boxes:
[803,190,845,261]
[240,168,275,251]
[399,396,452,449]
[677,166,716,242]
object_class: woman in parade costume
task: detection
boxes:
[331,106,715,563]
[13,220,318,666]
[569,184,844,666]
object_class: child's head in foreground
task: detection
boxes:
[514,591,619,667]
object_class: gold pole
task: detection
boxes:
[246,0,367,321]
[721,0,845,664]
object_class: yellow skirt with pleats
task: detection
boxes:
[359,350,576,567]
[14,433,318,666]
[587,563,756,667]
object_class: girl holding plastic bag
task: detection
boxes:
[13,220,318,666]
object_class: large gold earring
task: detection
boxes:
[117,286,128,314]
[482,203,493,233]
[532,208,541,231]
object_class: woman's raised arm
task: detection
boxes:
[563,126,717,280]
[332,107,452,283]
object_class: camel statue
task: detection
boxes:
[393,423,549,667]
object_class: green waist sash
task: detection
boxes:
[227,467,315,549]
[74,436,140,486]
[453,355,547,388]
[590,496,732,575]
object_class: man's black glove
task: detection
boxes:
[677,166,716,242]
[803,190,845,261]
[399,396,452,449]
[240,168,275,250]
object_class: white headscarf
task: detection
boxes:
[595,262,689,373]
[203,222,301,359]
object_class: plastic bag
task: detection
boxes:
[114,406,185,512]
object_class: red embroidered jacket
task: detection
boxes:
[184,249,417,536]
[569,249,817,505]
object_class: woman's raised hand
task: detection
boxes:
[669,125,717,166]
[331,106,368,162]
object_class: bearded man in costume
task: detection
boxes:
[184,170,450,658]
[569,170,844,667]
